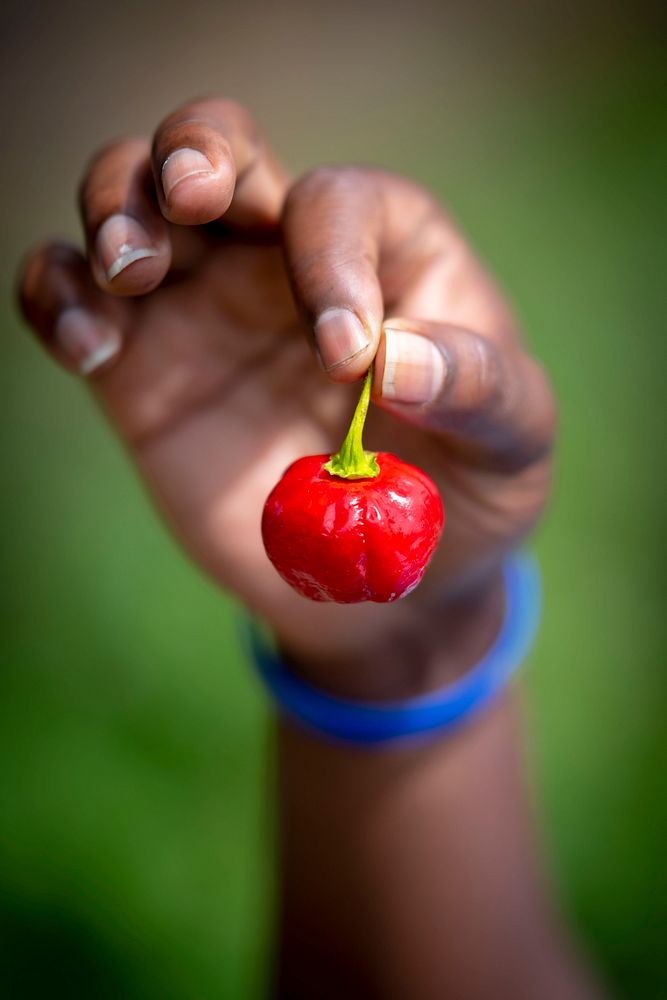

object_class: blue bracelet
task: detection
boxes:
[248,551,541,747]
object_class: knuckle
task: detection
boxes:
[17,241,58,297]
[473,335,501,404]
[175,95,250,124]
[16,241,81,319]
[214,98,260,151]
[156,96,258,150]
[16,245,42,313]
[285,165,370,212]
[404,177,442,217]
[211,97,253,128]
[78,136,149,214]
[16,246,49,321]
[528,357,558,443]
[443,332,501,413]
[81,136,147,183]
[466,333,501,408]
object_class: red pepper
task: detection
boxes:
[262,367,444,603]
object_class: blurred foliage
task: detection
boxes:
[0,3,665,997]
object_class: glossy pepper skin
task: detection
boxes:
[261,452,444,603]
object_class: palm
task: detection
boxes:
[93,236,549,654]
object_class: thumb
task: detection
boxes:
[372,318,556,472]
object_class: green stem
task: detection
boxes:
[323,366,380,479]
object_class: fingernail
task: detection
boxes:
[162,148,213,202]
[381,327,446,403]
[96,214,159,282]
[55,306,122,375]
[314,309,370,371]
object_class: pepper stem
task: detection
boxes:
[323,366,380,480]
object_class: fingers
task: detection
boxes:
[372,318,556,471]
[79,138,172,296]
[151,97,289,227]
[282,165,553,466]
[78,98,290,298]
[281,167,385,382]
[282,166,525,388]
[18,241,129,376]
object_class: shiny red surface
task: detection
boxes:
[261,452,445,603]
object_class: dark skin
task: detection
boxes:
[18,98,601,997]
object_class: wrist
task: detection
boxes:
[276,570,505,702]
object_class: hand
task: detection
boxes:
[18,97,555,682]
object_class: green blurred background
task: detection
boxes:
[1,1,665,996]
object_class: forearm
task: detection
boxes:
[272,597,601,999]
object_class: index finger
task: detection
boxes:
[281,166,514,383]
